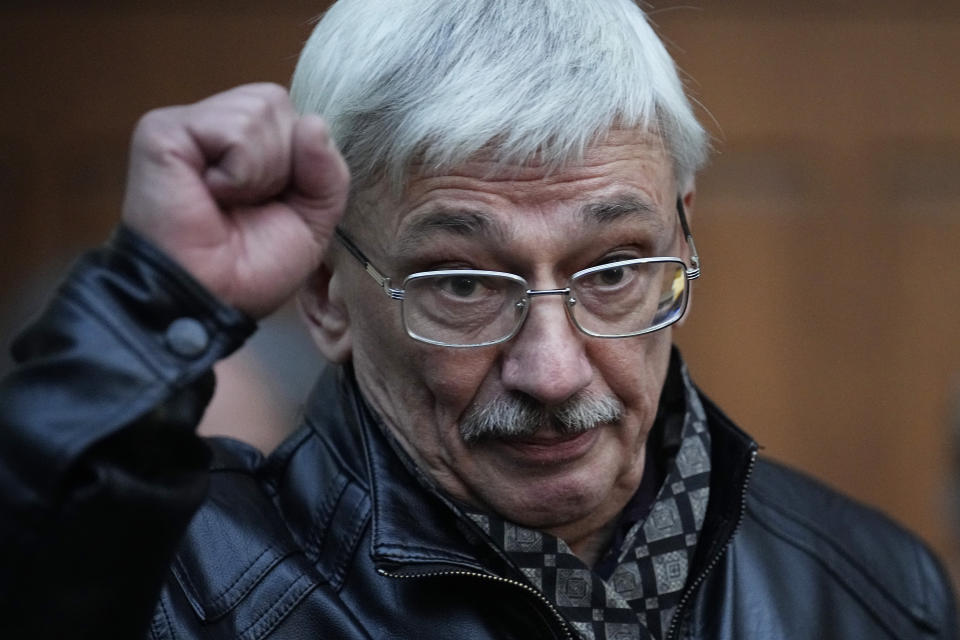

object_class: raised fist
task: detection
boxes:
[121,83,349,319]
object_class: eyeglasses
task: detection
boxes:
[335,197,700,348]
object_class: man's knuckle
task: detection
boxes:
[135,108,169,134]
[133,109,182,153]
[257,82,289,102]
[233,82,285,106]
[249,85,293,122]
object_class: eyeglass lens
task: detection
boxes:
[403,272,528,346]
[570,260,687,337]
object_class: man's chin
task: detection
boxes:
[484,475,611,535]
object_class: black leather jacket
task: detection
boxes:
[1,229,956,639]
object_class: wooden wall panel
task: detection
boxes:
[653,9,960,582]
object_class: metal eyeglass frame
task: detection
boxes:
[334,196,700,347]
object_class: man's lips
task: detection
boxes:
[495,427,601,465]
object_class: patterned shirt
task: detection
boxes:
[466,359,711,640]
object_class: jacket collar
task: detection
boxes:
[303,365,503,573]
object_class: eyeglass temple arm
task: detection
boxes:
[676,196,700,280]
[334,228,402,297]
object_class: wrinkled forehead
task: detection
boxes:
[347,128,678,248]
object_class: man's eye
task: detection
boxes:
[578,261,644,294]
[598,266,625,286]
[439,275,479,297]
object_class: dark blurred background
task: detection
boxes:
[2,1,959,585]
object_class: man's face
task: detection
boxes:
[336,128,687,542]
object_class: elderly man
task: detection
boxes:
[0,1,955,638]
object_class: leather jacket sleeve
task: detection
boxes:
[0,226,256,637]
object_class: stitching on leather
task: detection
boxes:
[174,541,284,619]
[305,472,348,558]
[373,539,481,563]
[330,487,371,588]
[237,572,316,640]
[208,543,281,612]
[149,593,174,640]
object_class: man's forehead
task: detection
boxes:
[392,193,667,256]
[351,128,675,247]
[402,193,658,234]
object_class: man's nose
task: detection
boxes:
[500,294,593,406]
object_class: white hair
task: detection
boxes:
[291,0,708,194]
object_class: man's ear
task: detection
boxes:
[677,169,695,223]
[682,188,695,222]
[298,261,353,363]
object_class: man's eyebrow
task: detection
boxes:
[581,195,661,226]
[396,208,503,252]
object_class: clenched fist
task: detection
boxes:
[121,83,349,319]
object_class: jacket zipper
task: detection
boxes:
[377,566,574,639]
[664,448,758,640]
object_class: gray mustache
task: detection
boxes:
[459,391,624,444]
